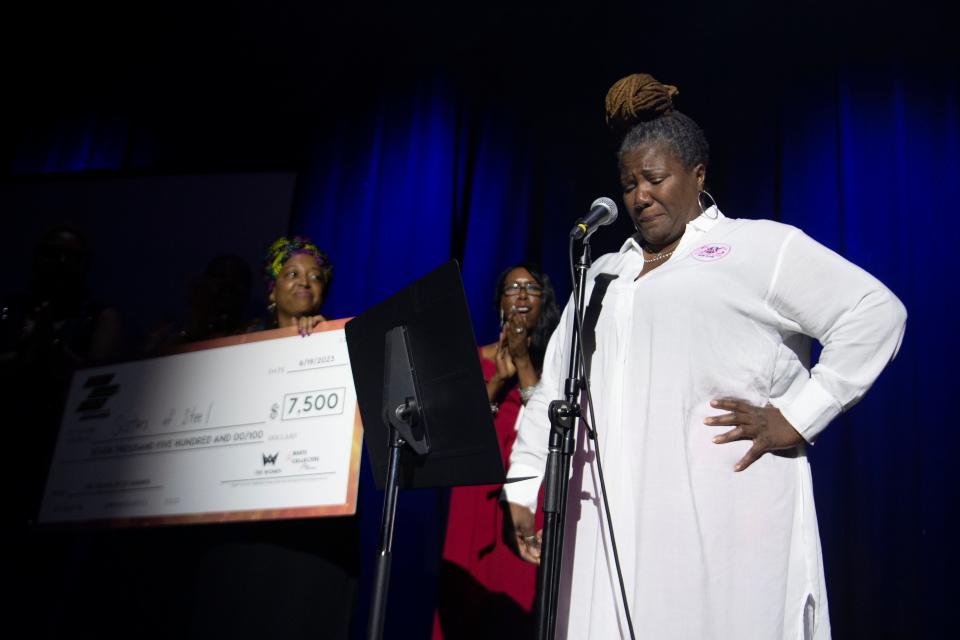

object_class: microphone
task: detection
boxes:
[570,197,618,240]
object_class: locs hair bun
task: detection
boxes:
[604,73,679,134]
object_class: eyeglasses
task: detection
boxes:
[502,282,544,297]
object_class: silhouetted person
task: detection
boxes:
[4,226,125,637]
[0,225,123,521]
[140,253,255,353]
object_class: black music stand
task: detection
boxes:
[345,259,513,640]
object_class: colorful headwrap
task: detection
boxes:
[263,235,332,293]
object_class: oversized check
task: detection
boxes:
[38,319,363,526]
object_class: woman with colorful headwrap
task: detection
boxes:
[502,74,907,639]
[188,235,357,640]
[263,236,332,336]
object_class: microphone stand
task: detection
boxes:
[536,238,591,640]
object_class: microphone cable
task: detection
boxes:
[567,236,636,640]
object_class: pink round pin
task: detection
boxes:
[692,243,731,261]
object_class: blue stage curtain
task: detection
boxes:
[8,113,142,174]
[288,77,571,638]
[765,63,958,638]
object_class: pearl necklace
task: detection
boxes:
[642,249,675,263]
[635,247,676,281]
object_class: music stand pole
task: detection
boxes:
[536,240,591,640]
[367,425,403,640]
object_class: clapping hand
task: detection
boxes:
[494,329,517,381]
[503,305,532,363]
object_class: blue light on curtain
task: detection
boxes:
[771,64,959,638]
[9,113,133,174]
[293,84,457,318]
[291,81,457,640]
[290,78,551,638]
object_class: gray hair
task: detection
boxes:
[618,110,710,170]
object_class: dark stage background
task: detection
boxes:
[4,2,957,638]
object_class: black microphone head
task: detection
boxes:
[590,197,618,225]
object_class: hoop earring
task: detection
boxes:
[267,301,277,314]
[698,190,719,219]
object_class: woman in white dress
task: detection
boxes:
[503,73,907,639]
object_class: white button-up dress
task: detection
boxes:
[504,208,907,639]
